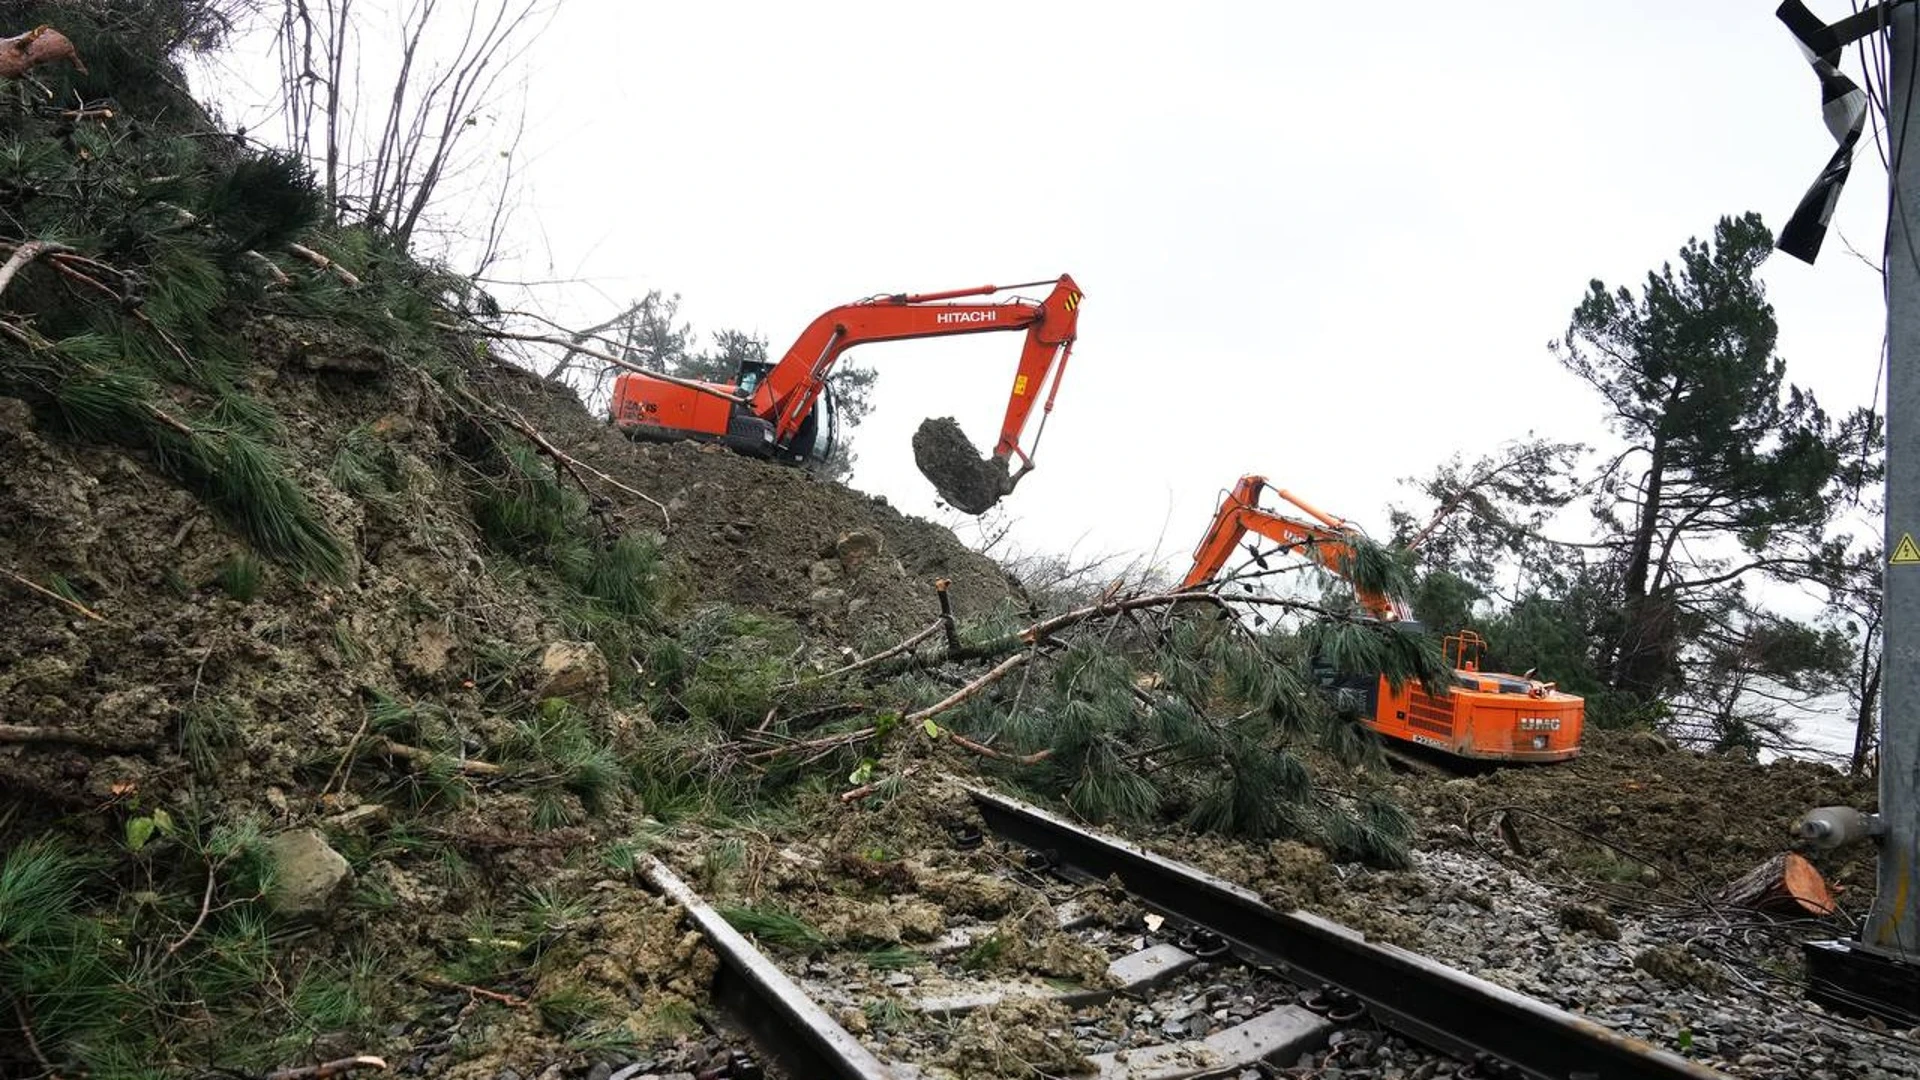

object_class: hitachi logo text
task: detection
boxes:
[935,311,997,324]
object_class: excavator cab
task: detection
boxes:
[735,360,772,396]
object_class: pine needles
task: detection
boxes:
[717,904,827,955]
[0,841,128,1053]
[0,66,356,584]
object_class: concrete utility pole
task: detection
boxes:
[1870,0,1920,958]
[1787,0,1920,1022]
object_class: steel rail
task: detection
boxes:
[644,857,897,1080]
[967,786,1732,1080]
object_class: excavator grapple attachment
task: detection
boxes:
[912,416,1013,514]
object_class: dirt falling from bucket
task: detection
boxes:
[912,417,1012,514]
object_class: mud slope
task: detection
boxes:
[478,365,1023,641]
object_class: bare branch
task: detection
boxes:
[1,565,106,621]
[0,238,73,299]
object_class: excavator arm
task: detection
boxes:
[751,274,1083,474]
[1180,475,1410,622]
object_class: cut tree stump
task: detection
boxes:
[1714,852,1837,917]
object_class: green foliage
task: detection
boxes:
[960,932,1006,971]
[861,945,925,971]
[536,983,618,1037]
[0,841,130,1052]
[0,53,371,584]
[327,424,406,503]
[217,551,266,601]
[19,351,349,580]
[289,953,378,1034]
[863,996,910,1031]
[505,701,627,825]
[651,605,802,732]
[1551,212,1880,710]
[581,533,664,619]
[718,904,827,954]
[944,608,1417,865]
[464,428,661,696]
[1324,793,1415,870]
[202,150,325,254]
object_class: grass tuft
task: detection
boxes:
[217,551,266,601]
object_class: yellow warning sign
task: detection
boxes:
[1894,533,1920,565]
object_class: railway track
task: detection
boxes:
[639,787,1734,1080]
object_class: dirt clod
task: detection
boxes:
[934,998,1093,1079]
[912,417,1011,515]
[1633,944,1727,991]
[1557,902,1621,940]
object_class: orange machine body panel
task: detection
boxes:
[609,375,737,441]
[1370,634,1583,762]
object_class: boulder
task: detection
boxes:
[538,640,609,703]
[834,529,884,575]
[265,828,352,917]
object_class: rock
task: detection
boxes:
[586,1065,613,1080]
[537,640,608,703]
[265,828,352,916]
[834,529,884,574]
[808,586,848,616]
[1557,903,1621,941]
[1624,730,1675,755]
[402,620,456,676]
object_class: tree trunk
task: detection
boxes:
[1853,653,1883,777]
[1714,852,1837,917]
[1608,430,1671,698]
[1622,430,1668,603]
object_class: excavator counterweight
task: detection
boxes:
[1184,475,1584,764]
[609,275,1084,514]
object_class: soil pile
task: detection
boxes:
[480,368,1023,641]
[912,416,1011,515]
[1393,728,1879,907]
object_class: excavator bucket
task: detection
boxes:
[913,417,1012,514]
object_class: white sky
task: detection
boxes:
[196,0,1893,584]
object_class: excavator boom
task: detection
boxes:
[1181,475,1407,621]
[753,275,1082,465]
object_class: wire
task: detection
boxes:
[1885,3,1920,280]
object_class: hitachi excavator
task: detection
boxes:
[609,275,1084,514]
[1183,475,1584,764]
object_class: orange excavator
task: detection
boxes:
[1183,475,1583,764]
[609,275,1084,513]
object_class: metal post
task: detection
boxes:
[1870,0,1920,956]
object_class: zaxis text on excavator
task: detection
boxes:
[1183,475,1584,764]
[609,274,1084,514]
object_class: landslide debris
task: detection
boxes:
[500,372,1024,639]
[1394,728,1879,906]
[912,415,1012,514]
[0,9,1021,1073]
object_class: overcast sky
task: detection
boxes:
[197,1,1893,586]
